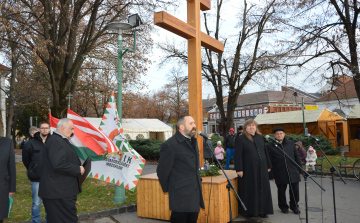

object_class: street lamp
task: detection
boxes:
[106,14,142,204]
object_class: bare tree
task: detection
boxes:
[159,0,286,135]
[163,67,188,120]
[0,0,176,117]
[282,0,360,101]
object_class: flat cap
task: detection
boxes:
[273,126,285,133]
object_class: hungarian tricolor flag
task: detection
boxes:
[49,108,119,161]
[49,93,145,191]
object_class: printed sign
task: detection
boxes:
[250,110,254,116]
[246,110,249,117]
[254,109,258,116]
[234,111,237,118]
[238,111,241,117]
[259,108,263,114]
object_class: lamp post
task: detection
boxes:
[106,14,142,204]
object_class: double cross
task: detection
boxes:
[154,0,224,164]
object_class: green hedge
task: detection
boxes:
[129,133,340,162]
[129,138,164,160]
[265,133,341,155]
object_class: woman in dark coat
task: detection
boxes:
[295,141,307,164]
[0,137,16,222]
[234,119,273,218]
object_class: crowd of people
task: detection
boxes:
[0,114,339,223]
[1,118,85,223]
[157,115,322,223]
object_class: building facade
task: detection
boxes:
[204,88,317,135]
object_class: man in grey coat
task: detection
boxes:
[0,137,16,223]
[157,114,205,223]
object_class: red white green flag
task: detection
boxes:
[49,94,145,191]
[49,110,114,161]
[88,92,146,191]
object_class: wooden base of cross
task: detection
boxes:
[154,0,224,165]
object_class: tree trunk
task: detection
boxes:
[6,57,17,138]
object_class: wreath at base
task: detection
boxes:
[199,165,221,177]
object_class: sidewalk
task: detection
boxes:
[78,163,360,223]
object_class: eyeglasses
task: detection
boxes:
[40,127,50,130]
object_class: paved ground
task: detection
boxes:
[16,151,359,223]
[78,163,360,223]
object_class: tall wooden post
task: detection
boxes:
[187,0,204,162]
[154,0,224,165]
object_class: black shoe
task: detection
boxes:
[292,208,301,214]
[259,214,268,218]
[281,209,289,214]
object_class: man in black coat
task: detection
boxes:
[0,137,16,223]
[157,115,205,223]
[22,121,50,223]
[39,118,85,223]
[267,127,302,214]
[225,128,236,170]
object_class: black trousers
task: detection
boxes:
[277,182,299,211]
[170,211,199,223]
[43,196,77,223]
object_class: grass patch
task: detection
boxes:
[5,162,136,223]
[320,155,359,173]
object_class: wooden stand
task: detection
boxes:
[137,171,239,223]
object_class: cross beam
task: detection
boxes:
[154,0,224,166]
[154,11,224,53]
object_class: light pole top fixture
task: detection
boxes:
[107,14,143,31]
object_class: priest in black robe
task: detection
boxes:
[234,119,273,218]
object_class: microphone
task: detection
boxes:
[265,135,280,144]
[306,133,319,141]
[197,131,209,139]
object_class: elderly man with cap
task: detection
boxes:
[266,126,302,215]
[236,126,243,138]
[224,128,236,170]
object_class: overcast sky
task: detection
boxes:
[142,1,323,99]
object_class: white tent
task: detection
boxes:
[84,117,173,141]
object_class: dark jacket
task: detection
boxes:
[0,137,16,220]
[203,138,213,159]
[337,131,341,140]
[22,132,48,182]
[234,133,273,216]
[39,132,81,199]
[295,141,307,164]
[225,134,236,149]
[156,131,205,212]
[267,137,302,185]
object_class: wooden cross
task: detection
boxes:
[154,0,224,164]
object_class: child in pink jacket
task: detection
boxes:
[214,141,225,168]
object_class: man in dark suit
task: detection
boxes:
[267,127,302,215]
[157,114,205,223]
[39,118,85,223]
[0,137,16,223]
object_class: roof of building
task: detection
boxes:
[281,86,320,100]
[202,98,217,108]
[0,63,10,72]
[255,109,345,125]
[223,90,315,107]
[314,79,357,102]
[347,105,360,119]
[84,118,173,133]
[254,109,345,125]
